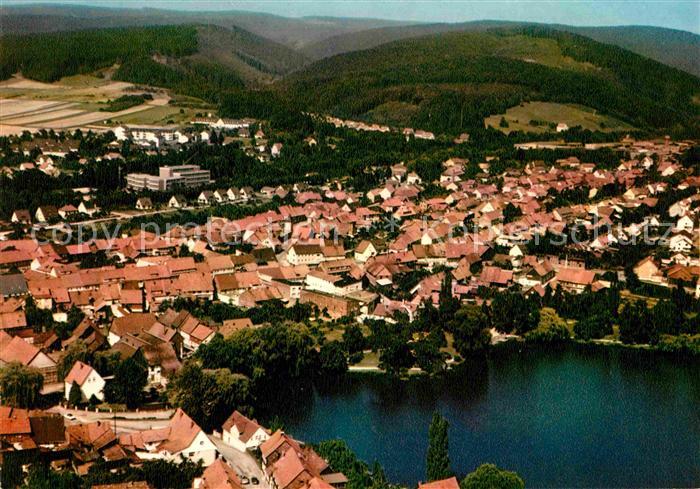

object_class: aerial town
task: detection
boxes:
[0,109,698,488]
[1,1,700,487]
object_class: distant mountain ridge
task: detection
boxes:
[0,4,413,49]
[300,21,700,77]
[1,4,698,76]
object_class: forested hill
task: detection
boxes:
[278,27,700,135]
[300,21,700,77]
[0,23,308,89]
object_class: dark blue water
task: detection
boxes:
[274,346,700,487]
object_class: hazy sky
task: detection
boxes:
[4,0,700,33]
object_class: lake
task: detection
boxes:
[271,345,700,487]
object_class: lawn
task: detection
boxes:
[103,105,199,126]
[485,101,635,134]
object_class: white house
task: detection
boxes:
[35,206,59,223]
[287,244,324,266]
[136,197,153,211]
[11,210,31,224]
[354,241,377,263]
[221,411,270,452]
[676,215,694,233]
[406,172,422,185]
[78,201,100,217]
[213,189,229,203]
[198,191,215,206]
[169,195,187,209]
[669,233,693,253]
[119,408,218,466]
[64,361,105,402]
[305,270,362,297]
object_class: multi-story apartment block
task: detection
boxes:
[126,165,212,191]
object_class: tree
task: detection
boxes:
[105,352,148,409]
[439,271,460,322]
[167,362,253,432]
[525,308,571,343]
[503,203,523,224]
[342,324,366,355]
[461,463,524,489]
[491,292,540,335]
[316,439,394,489]
[55,306,85,340]
[573,314,612,340]
[379,336,414,376]
[426,412,452,481]
[619,300,657,345]
[413,337,445,374]
[68,381,82,407]
[450,305,491,355]
[650,299,681,335]
[319,341,348,376]
[22,464,81,489]
[0,363,44,408]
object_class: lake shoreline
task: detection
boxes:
[346,337,700,378]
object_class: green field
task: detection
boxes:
[484,101,635,133]
[104,105,200,126]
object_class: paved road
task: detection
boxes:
[49,405,174,432]
[209,436,269,488]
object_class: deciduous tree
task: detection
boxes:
[460,463,524,489]
[0,363,44,408]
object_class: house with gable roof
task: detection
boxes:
[64,360,106,402]
[119,408,217,466]
[221,410,270,452]
[194,459,244,489]
[0,331,58,383]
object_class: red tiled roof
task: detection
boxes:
[0,406,31,436]
[199,459,243,489]
[480,266,513,286]
[222,411,266,443]
[64,361,95,386]
[418,477,460,489]
[110,313,157,338]
[0,335,40,365]
[0,311,27,330]
[556,267,596,286]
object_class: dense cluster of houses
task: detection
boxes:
[0,136,696,399]
[0,403,346,489]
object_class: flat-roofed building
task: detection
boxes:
[126,165,211,191]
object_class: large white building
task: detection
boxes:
[126,165,212,191]
[114,126,188,147]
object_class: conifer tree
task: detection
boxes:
[426,412,452,481]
